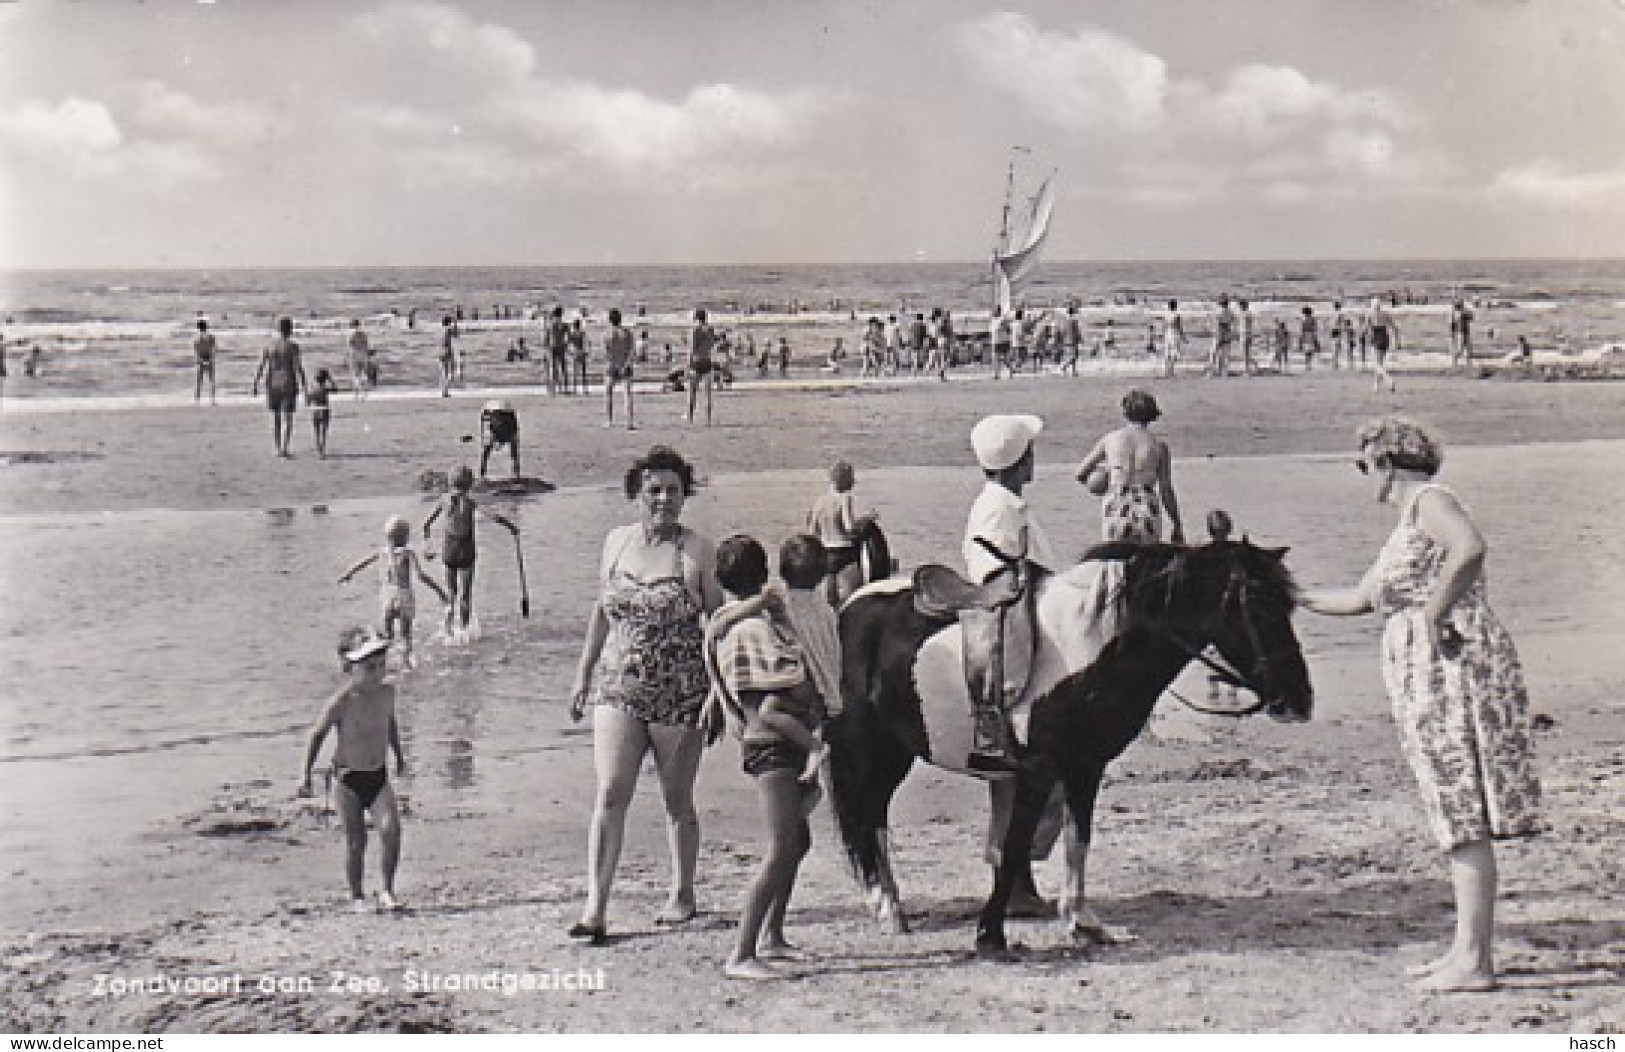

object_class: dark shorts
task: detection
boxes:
[691,358,715,377]
[267,386,297,412]
[742,739,808,778]
[607,364,633,382]
[825,544,859,575]
[339,767,389,810]
[1371,328,1392,353]
[443,533,476,570]
[312,408,331,424]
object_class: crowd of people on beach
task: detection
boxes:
[291,365,1540,991]
[154,291,1533,450]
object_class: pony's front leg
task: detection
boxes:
[1058,764,1136,946]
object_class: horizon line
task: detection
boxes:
[5,255,1625,274]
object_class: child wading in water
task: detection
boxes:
[423,465,518,643]
[338,515,448,668]
[705,534,831,980]
[296,627,408,912]
[309,368,339,458]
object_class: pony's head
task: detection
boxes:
[1100,537,1313,722]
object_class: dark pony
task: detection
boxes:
[827,533,1313,956]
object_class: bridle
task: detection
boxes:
[1131,560,1286,718]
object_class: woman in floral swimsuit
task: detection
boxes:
[567,446,723,943]
[1302,416,1540,994]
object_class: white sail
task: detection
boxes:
[993,171,1056,314]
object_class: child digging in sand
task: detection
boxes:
[338,515,449,668]
[705,534,830,980]
[296,627,408,913]
[422,465,518,643]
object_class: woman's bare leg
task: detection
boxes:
[578,706,652,929]
[648,723,704,923]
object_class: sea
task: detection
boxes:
[2,259,1623,400]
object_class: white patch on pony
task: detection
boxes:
[910,561,1126,774]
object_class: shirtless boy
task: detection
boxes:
[297,627,408,912]
[193,319,217,405]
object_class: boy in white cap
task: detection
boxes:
[962,413,1058,771]
[297,626,409,912]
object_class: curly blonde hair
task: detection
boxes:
[1355,415,1444,475]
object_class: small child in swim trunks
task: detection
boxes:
[309,368,339,458]
[707,534,827,981]
[338,515,449,668]
[422,466,518,640]
[296,627,409,912]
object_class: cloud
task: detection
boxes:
[0,95,223,184]
[1489,160,1625,207]
[951,12,1169,131]
[0,97,122,162]
[1199,64,1408,143]
[354,2,535,85]
[131,82,273,147]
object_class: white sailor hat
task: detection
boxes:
[483,399,514,413]
[970,413,1043,472]
[343,629,391,663]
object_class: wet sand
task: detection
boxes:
[1,368,1622,1032]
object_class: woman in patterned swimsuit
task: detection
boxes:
[1073,388,1186,545]
[567,447,723,943]
[1302,416,1540,993]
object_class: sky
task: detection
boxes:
[1,0,1623,268]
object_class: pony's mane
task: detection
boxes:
[1081,539,1299,622]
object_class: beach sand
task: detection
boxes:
[2,368,1622,1033]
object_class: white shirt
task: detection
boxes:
[963,481,1058,583]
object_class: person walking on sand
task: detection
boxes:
[308,368,338,458]
[347,320,371,400]
[1238,299,1257,375]
[1364,297,1401,392]
[1207,296,1237,378]
[252,317,309,458]
[1450,299,1475,369]
[1162,299,1186,378]
[297,627,409,913]
[422,465,518,642]
[568,447,723,943]
[438,316,458,397]
[703,534,828,981]
[928,308,954,380]
[603,308,636,430]
[1073,389,1186,545]
[193,318,217,405]
[1298,306,1321,372]
[687,308,719,425]
[1300,417,1541,993]
[570,318,590,394]
[545,306,570,395]
[339,515,449,669]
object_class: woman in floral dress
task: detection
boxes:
[1302,416,1540,993]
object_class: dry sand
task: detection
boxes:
[2,368,1622,1033]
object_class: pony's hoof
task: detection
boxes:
[1069,922,1137,946]
[975,939,1016,962]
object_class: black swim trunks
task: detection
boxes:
[266,385,297,412]
[742,740,808,778]
[690,359,715,377]
[339,767,388,810]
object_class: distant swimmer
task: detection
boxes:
[252,317,309,457]
[193,319,217,405]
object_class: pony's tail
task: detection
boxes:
[827,594,885,885]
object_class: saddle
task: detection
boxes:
[912,563,1022,620]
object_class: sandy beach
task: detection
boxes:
[2,368,1623,1033]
